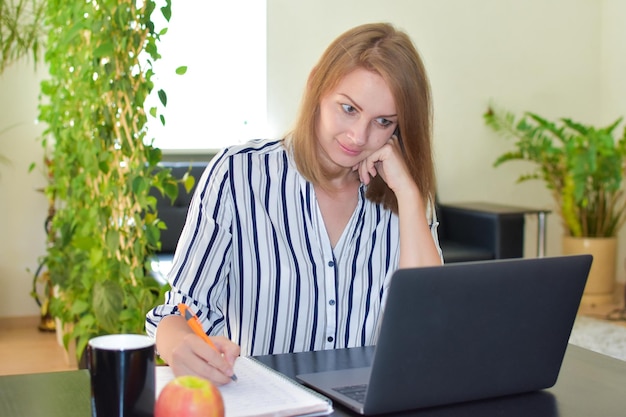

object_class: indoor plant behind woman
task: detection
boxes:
[484,105,626,305]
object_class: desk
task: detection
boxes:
[1,345,624,416]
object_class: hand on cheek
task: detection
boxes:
[353,159,378,185]
[353,135,399,186]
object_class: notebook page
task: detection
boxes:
[156,356,332,417]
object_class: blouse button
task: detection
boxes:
[328,260,335,267]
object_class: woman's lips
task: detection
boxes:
[337,141,361,157]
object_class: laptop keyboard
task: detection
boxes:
[333,384,368,404]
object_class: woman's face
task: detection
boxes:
[316,67,398,174]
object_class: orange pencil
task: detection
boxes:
[178,303,238,381]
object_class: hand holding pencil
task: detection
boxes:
[178,303,239,382]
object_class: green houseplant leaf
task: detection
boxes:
[92,281,123,333]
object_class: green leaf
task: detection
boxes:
[158,89,167,106]
[119,308,137,322]
[182,172,196,193]
[93,42,114,58]
[70,299,90,315]
[73,234,94,251]
[92,281,124,333]
[75,336,90,363]
[144,210,158,225]
[161,0,173,21]
[147,147,163,166]
[98,159,110,174]
[145,223,161,248]
[176,66,188,75]
[105,229,119,254]
[164,181,179,203]
[132,175,150,195]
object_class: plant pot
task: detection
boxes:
[562,236,617,306]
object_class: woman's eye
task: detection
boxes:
[376,117,393,127]
[341,104,356,114]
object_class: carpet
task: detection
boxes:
[569,315,626,361]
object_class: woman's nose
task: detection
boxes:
[347,120,370,145]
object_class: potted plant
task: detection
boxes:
[484,105,626,305]
[37,0,183,362]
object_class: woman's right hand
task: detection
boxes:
[156,314,240,385]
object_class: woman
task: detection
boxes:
[146,22,442,385]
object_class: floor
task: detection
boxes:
[0,316,75,375]
[577,282,626,328]
[1,284,625,376]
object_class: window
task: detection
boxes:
[147,0,267,151]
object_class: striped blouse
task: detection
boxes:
[146,139,441,356]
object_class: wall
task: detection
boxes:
[0,60,48,318]
[1,0,624,318]
[601,0,626,121]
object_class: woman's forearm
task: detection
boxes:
[397,186,442,268]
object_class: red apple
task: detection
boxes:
[155,375,225,417]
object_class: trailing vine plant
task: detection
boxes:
[38,0,185,360]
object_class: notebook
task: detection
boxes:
[157,356,332,417]
[296,255,592,415]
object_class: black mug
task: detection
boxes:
[87,334,156,417]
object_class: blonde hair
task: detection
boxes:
[287,22,435,214]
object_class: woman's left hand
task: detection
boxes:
[353,135,416,194]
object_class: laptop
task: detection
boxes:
[296,255,592,415]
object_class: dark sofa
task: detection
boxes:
[151,161,529,280]
[151,162,209,255]
[436,202,526,263]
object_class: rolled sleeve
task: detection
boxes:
[146,150,233,338]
